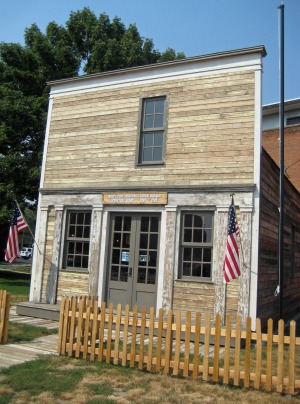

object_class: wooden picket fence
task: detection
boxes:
[57,296,300,395]
[0,290,11,344]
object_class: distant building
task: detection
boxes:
[263,99,300,192]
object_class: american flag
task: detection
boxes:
[223,197,241,283]
[5,202,28,263]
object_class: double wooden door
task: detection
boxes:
[107,213,160,311]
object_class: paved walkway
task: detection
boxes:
[0,306,59,369]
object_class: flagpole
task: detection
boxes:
[278,1,285,320]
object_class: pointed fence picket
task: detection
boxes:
[57,296,300,395]
[0,289,11,344]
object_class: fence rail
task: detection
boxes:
[0,290,11,344]
[58,296,300,395]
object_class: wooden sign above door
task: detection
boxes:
[103,192,168,205]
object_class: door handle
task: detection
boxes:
[128,267,133,277]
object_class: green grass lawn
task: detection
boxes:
[0,269,30,304]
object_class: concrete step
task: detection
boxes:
[16,301,61,321]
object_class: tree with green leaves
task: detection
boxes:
[0,8,185,259]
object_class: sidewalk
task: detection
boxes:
[0,306,59,369]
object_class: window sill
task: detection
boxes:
[61,268,89,274]
[136,162,165,168]
[175,278,213,284]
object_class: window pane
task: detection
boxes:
[203,213,212,228]
[67,256,74,267]
[144,133,153,147]
[184,214,193,227]
[192,263,202,277]
[68,226,76,237]
[153,147,162,161]
[183,247,191,261]
[83,226,90,238]
[143,148,153,161]
[154,132,163,146]
[203,229,212,243]
[183,262,191,276]
[203,264,211,277]
[193,229,202,242]
[144,115,154,129]
[193,248,202,261]
[75,242,82,254]
[69,213,76,225]
[82,256,89,268]
[74,256,82,267]
[76,226,83,238]
[84,213,91,225]
[184,229,192,242]
[83,242,89,255]
[203,248,212,262]
[154,114,163,128]
[155,100,164,114]
[145,100,155,114]
[68,242,75,254]
[194,214,203,228]
[77,213,84,224]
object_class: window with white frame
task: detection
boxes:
[64,211,91,271]
[180,212,214,280]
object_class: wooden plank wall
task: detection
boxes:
[44,70,255,189]
[173,281,215,316]
[258,150,300,328]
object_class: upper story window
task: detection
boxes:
[286,116,300,126]
[63,210,91,271]
[138,97,166,165]
[179,212,214,281]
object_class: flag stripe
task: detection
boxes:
[5,202,29,263]
[223,197,241,283]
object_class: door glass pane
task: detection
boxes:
[138,268,146,283]
[122,233,130,248]
[114,216,122,231]
[150,217,159,232]
[149,251,157,266]
[123,216,131,231]
[113,233,121,247]
[140,233,148,249]
[111,266,119,281]
[149,234,158,249]
[141,217,149,232]
[112,249,120,264]
[120,267,128,282]
[148,268,156,284]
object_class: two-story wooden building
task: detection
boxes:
[27,46,300,329]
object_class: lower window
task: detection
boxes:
[64,210,91,271]
[180,212,213,280]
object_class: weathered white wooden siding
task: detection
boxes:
[44,70,255,189]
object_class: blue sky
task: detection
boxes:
[1,0,299,105]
